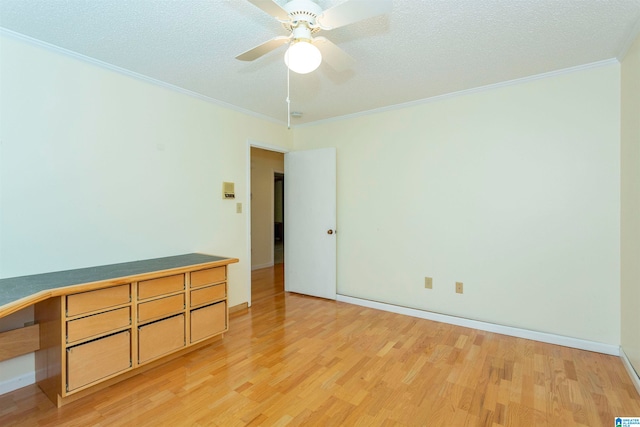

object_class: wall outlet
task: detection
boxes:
[236,202,242,213]
[456,282,463,294]
[424,277,433,289]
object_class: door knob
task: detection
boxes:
[327,229,334,235]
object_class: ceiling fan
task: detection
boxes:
[236,0,392,74]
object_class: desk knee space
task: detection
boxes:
[0,323,40,362]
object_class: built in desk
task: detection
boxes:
[0,253,239,406]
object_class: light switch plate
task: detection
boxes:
[424,277,433,289]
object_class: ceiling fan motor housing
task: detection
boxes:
[282,0,323,34]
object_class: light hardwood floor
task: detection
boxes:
[251,263,284,303]
[1,264,639,426]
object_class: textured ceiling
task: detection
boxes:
[1,0,640,125]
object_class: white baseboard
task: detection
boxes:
[251,262,274,271]
[336,295,620,356]
[620,348,640,396]
[0,372,35,396]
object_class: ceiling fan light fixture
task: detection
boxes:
[284,40,322,74]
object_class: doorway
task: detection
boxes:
[247,143,337,305]
[249,146,286,304]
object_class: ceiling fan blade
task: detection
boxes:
[236,36,290,61]
[317,0,392,30]
[247,0,290,21]
[313,37,356,72]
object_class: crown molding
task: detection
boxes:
[0,28,286,127]
[1,27,622,130]
[296,58,620,128]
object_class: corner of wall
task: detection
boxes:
[620,29,640,374]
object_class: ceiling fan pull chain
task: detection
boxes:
[286,65,291,129]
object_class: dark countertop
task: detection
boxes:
[0,253,238,317]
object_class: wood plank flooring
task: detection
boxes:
[251,263,284,304]
[1,264,639,426]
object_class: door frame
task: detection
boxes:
[246,139,289,308]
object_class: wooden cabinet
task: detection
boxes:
[190,283,225,308]
[189,268,228,344]
[190,267,225,288]
[63,285,133,395]
[191,302,226,343]
[138,274,184,299]
[66,284,130,317]
[66,307,130,344]
[138,294,185,323]
[33,255,234,407]
[138,314,185,363]
[66,331,131,391]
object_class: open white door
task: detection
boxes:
[284,148,336,300]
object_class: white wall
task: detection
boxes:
[621,32,640,372]
[0,35,291,390]
[250,147,284,269]
[294,63,621,345]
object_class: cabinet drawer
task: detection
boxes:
[190,267,225,288]
[66,284,130,317]
[138,294,184,324]
[67,307,130,344]
[190,284,225,307]
[138,274,184,300]
[190,302,226,343]
[67,331,131,392]
[138,314,185,364]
